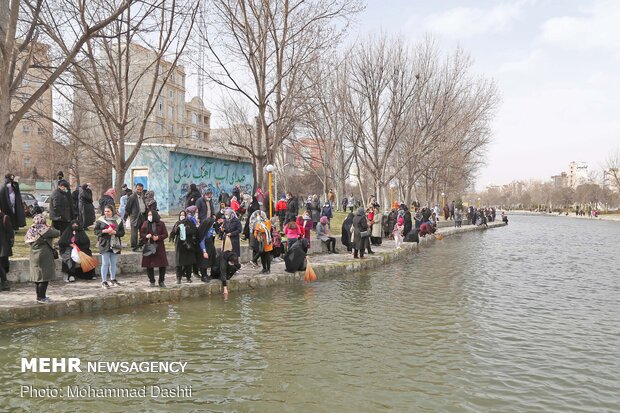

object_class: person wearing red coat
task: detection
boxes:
[140,210,169,287]
[275,196,287,231]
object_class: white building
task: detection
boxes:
[568,161,588,188]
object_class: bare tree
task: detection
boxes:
[200,0,363,189]
[293,53,355,205]
[49,0,198,198]
[344,35,420,206]
[605,149,620,191]
[0,0,131,171]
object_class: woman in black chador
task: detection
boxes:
[58,220,96,281]
[0,173,26,228]
[169,210,198,284]
[284,238,309,273]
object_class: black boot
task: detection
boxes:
[1,281,10,291]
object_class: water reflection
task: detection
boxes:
[1,215,619,412]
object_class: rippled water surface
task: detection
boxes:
[1,215,619,412]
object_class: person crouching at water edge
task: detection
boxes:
[211,250,241,296]
[94,206,125,289]
[25,214,60,303]
[253,215,273,274]
[284,238,309,273]
[140,210,168,287]
[169,210,197,284]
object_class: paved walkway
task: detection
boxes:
[0,222,506,324]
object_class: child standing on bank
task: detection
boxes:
[393,216,405,249]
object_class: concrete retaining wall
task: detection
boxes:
[6,238,330,283]
[0,222,505,324]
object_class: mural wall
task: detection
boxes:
[121,146,171,212]
[122,146,254,214]
[169,152,254,213]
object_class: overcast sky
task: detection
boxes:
[353,0,620,188]
[200,1,620,189]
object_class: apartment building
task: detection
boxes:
[9,42,68,180]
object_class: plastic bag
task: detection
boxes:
[71,246,82,264]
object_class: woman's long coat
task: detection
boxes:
[79,188,96,228]
[351,212,369,251]
[29,228,61,282]
[170,220,197,267]
[140,221,169,268]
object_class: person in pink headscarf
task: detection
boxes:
[98,188,116,215]
[316,215,337,253]
[392,216,405,249]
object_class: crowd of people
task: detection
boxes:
[0,170,506,303]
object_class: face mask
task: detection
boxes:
[180,216,185,221]
[148,216,153,222]
[72,226,78,230]
[224,214,230,220]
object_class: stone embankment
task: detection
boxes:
[0,221,506,324]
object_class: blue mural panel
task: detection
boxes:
[121,145,171,212]
[169,152,254,213]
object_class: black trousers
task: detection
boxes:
[35,281,49,299]
[146,267,166,284]
[0,265,7,283]
[0,256,9,273]
[260,252,271,271]
[176,265,192,280]
[322,237,336,251]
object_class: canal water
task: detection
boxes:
[1,215,618,412]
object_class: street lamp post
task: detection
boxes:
[441,192,446,210]
[477,197,481,209]
[265,164,275,219]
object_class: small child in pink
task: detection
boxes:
[393,216,404,249]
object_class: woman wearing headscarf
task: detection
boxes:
[210,250,241,296]
[144,190,158,213]
[170,210,197,284]
[309,194,321,229]
[351,207,369,259]
[0,173,26,228]
[242,195,260,240]
[284,238,309,273]
[140,210,168,287]
[221,208,242,258]
[370,206,383,246]
[196,216,217,282]
[59,219,96,282]
[316,215,337,253]
[25,214,60,303]
[248,209,266,267]
[98,188,116,215]
[0,207,14,291]
[79,183,96,229]
[299,211,313,247]
[230,196,240,213]
[94,204,125,288]
[253,214,273,274]
[185,183,201,208]
[340,212,354,253]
